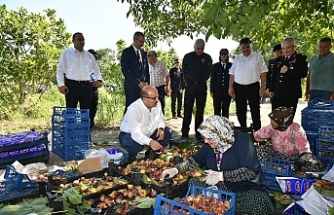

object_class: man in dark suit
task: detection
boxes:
[210,48,232,118]
[121,31,150,111]
[267,44,282,111]
[269,37,308,118]
[169,58,184,118]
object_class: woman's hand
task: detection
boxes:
[201,170,224,186]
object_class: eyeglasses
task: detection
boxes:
[174,62,179,64]
[145,96,159,100]
[135,38,145,43]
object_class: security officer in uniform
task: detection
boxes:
[181,39,213,142]
[267,44,282,111]
[210,48,232,118]
[269,37,308,118]
[169,58,184,118]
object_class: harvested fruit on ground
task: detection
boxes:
[94,184,156,211]
[118,158,189,186]
[61,173,127,196]
[164,194,232,215]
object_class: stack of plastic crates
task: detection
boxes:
[260,158,293,191]
[0,130,49,169]
[317,126,334,166]
[52,107,90,161]
[154,186,236,215]
[302,99,334,153]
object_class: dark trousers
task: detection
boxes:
[124,83,141,114]
[213,94,232,118]
[181,83,207,138]
[156,85,166,114]
[234,82,261,131]
[171,87,183,116]
[65,80,92,109]
[90,88,98,128]
[271,98,299,119]
[119,127,173,157]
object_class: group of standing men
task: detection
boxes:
[55,31,334,158]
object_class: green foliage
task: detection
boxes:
[0,196,53,215]
[0,5,71,119]
[118,0,334,57]
[157,48,179,68]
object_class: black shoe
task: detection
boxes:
[181,136,189,143]
[177,115,183,118]
[173,115,178,119]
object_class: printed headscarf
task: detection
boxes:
[269,106,294,131]
[197,115,235,153]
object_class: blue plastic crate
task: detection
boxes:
[260,159,293,176]
[317,139,334,151]
[52,140,89,161]
[4,165,38,189]
[301,107,334,132]
[52,106,89,118]
[305,132,318,153]
[154,186,236,215]
[265,173,281,191]
[0,180,39,203]
[318,126,334,141]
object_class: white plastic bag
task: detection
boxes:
[322,164,334,182]
[85,148,124,168]
[294,186,333,215]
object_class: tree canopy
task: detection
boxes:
[118,0,334,57]
[0,5,71,118]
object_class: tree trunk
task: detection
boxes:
[19,80,25,104]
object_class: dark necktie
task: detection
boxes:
[137,50,143,70]
[223,63,226,69]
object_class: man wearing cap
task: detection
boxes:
[210,48,232,117]
[87,49,101,128]
[267,44,282,111]
[269,37,308,118]
[305,37,334,101]
[56,32,102,109]
[169,58,184,118]
[181,39,213,142]
[228,38,267,131]
[147,50,170,114]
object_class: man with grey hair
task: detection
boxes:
[121,31,150,112]
[181,39,213,142]
[147,50,171,114]
[269,37,308,118]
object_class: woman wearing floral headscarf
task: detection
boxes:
[162,115,275,215]
[254,106,323,172]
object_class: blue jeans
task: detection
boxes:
[119,127,173,157]
[310,90,332,101]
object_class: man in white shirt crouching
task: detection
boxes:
[119,86,173,159]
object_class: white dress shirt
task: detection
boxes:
[132,45,142,62]
[56,47,102,87]
[149,60,169,87]
[120,98,165,145]
[229,52,268,85]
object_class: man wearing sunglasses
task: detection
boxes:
[121,31,150,112]
[119,86,173,160]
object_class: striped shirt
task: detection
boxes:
[148,60,169,87]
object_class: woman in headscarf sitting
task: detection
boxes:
[253,106,323,172]
[161,115,275,215]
